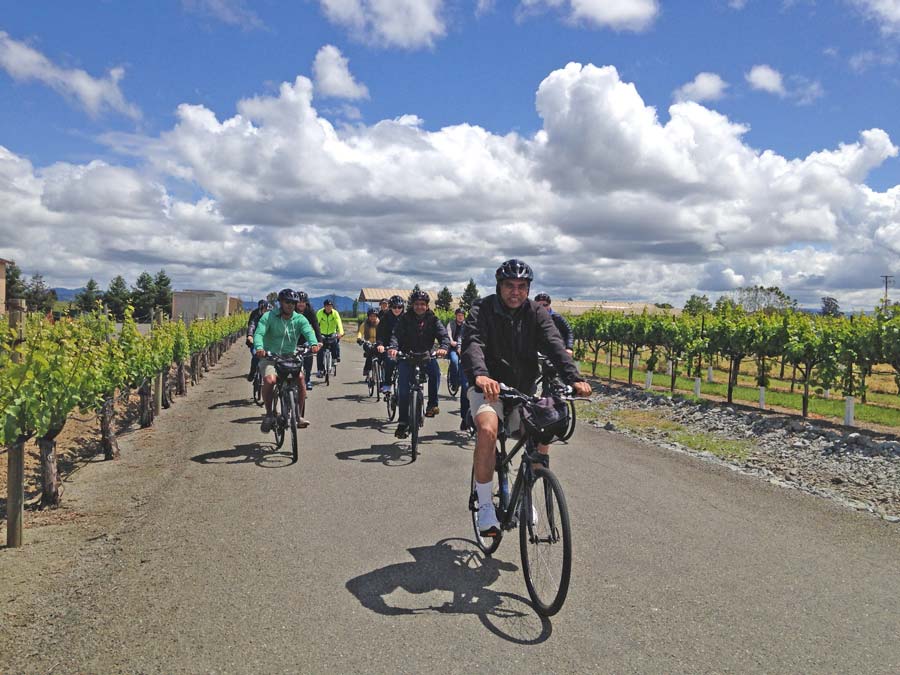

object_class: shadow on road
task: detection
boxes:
[208,398,253,410]
[230,415,264,425]
[335,443,412,466]
[331,417,391,431]
[190,442,294,468]
[346,538,551,644]
[326,393,371,403]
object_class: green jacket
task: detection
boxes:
[316,308,344,336]
[253,310,317,355]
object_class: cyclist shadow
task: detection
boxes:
[331,417,391,431]
[325,393,370,403]
[334,442,412,466]
[208,398,253,410]
[346,538,551,644]
[190,442,294,468]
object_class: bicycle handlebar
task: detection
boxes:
[263,345,314,359]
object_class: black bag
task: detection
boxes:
[521,396,570,444]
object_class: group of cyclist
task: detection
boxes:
[246,259,591,537]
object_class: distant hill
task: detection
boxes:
[242,295,356,313]
[53,287,84,301]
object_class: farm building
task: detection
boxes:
[172,290,244,326]
[0,258,11,315]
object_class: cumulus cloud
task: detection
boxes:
[317,0,446,49]
[852,0,900,33]
[673,72,728,102]
[313,45,370,99]
[745,64,823,105]
[746,64,786,95]
[3,63,900,308]
[0,31,140,119]
[519,0,659,31]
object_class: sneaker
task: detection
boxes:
[380,385,391,394]
[335,357,341,363]
[246,371,255,382]
[297,417,310,429]
[306,381,313,391]
[460,418,468,432]
[260,414,275,433]
[394,424,408,439]
[424,406,440,418]
[477,502,500,536]
[316,371,324,378]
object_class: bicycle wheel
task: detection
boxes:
[367,359,375,397]
[386,374,398,421]
[252,372,263,406]
[272,388,285,449]
[323,350,331,386]
[331,352,338,377]
[520,467,571,616]
[561,400,577,441]
[373,361,382,402]
[409,389,420,462]
[447,365,460,397]
[287,389,298,463]
[469,465,502,556]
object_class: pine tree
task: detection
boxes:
[683,294,712,316]
[153,269,173,318]
[460,279,480,312]
[436,286,453,311]
[5,261,25,303]
[75,278,103,313]
[24,273,57,314]
[132,272,156,322]
[408,284,422,304]
[104,275,130,320]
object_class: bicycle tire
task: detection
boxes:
[409,389,420,462]
[288,389,298,463]
[373,361,382,402]
[520,467,571,616]
[447,371,459,398]
[323,350,331,386]
[469,465,502,556]
[367,373,375,397]
[561,400,576,441]
[272,388,285,449]
[252,374,263,406]
[386,374,398,421]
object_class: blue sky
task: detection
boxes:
[3,1,900,310]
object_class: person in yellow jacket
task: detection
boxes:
[316,298,344,376]
[357,307,380,377]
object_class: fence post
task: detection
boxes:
[153,309,163,417]
[844,396,855,426]
[759,386,766,410]
[706,365,714,383]
[7,298,26,548]
[644,370,653,390]
[824,388,830,400]
[693,377,701,397]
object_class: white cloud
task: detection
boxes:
[3,63,900,308]
[520,0,659,31]
[0,31,140,119]
[673,72,729,102]
[181,0,264,28]
[852,0,900,33]
[317,0,446,49]
[313,45,370,99]
[746,64,786,95]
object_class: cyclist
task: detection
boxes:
[254,289,320,433]
[462,259,591,536]
[245,299,271,381]
[375,295,405,395]
[316,298,344,377]
[357,307,380,378]
[295,291,323,391]
[446,307,465,393]
[377,297,390,319]
[387,290,450,438]
[533,293,574,356]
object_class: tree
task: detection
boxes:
[460,278,480,312]
[821,296,842,317]
[683,294,712,316]
[713,295,739,315]
[153,269,173,318]
[74,279,103,313]
[5,261,25,302]
[654,302,673,309]
[436,286,453,311]
[408,284,422,304]
[104,275,130,320]
[736,285,797,314]
[131,272,156,322]
[25,273,57,314]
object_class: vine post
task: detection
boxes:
[6,298,26,548]
[153,309,163,417]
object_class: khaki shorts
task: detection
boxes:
[258,358,278,379]
[467,388,521,432]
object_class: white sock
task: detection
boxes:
[475,481,494,509]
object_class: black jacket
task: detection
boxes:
[389,310,451,353]
[549,310,574,350]
[376,310,401,347]
[296,304,322,345]
[247,307,265,336]
[462,295,582,393]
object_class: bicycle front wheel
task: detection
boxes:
[561,400,577,441]
[409,389,420,462]
[272,389,285,449]
[386,378,398,421]
[373,362,382,401]
[287,389,299,463]
[469,466,502,556]
[252,375,263,406]
[323,351,332,386]
[520,467,571,616]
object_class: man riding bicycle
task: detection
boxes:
[316,298,344,377]
[533,293,575,356]
[246,299,271,381]
[462,259,591,536]
[357,307,380,378]
[254,289,320,433]
[295,291,322,391]
[446,307,465,393]
[375,295,405,395]
[387,290,450,439]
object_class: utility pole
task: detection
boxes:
[880,275,894,310]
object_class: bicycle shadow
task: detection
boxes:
[208,398,253,410]
[331,417,391,432]
[326,393,371,403]
[230,415,265,425]
[335,442,412,466]
[346,538,551,644]
[190,442,294,468]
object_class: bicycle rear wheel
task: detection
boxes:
[409,389,420,462]
[323,351,332,386]
[252,374,263,406]
[373,361,382,402]
[287,389,298,463]
[367,371,375,397]
[272,389,285,449]
[561,400,576,441]
[386,374,398,421]
[520,467,571,616]
[447,367,459,397]
[469,466,502,556]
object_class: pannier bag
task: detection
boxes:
[521,396,570,444]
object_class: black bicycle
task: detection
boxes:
[396,350,436,462]
[251,366,263,406]
[321,333,339,385]
[265,346,311,463]
[446,347,461,398]
[360,340,382,400]
[536,354,577,441]
[468,383,587,616]
[384,357,399,421]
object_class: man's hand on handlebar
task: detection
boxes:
[310,344,320,353]
[387,348,398,359]
[573,381,592,398]
[435,348,447,358]
[475,375,501,402]
[377,345,385,354]
[255,349,266,358]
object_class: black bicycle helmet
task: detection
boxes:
[389,294,405,308]
[296,290,309,302]
[277,288,296,302]
[257,299,269,309]
[534,292,551,303]
[409,290,429,303]
[495,259,534,283]
[367,307,378,316]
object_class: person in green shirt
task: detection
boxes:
[316,298,345,376]
[254,288,319,432]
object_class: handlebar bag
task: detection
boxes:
[521,396,570,444]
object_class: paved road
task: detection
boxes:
[2,344,899,674]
